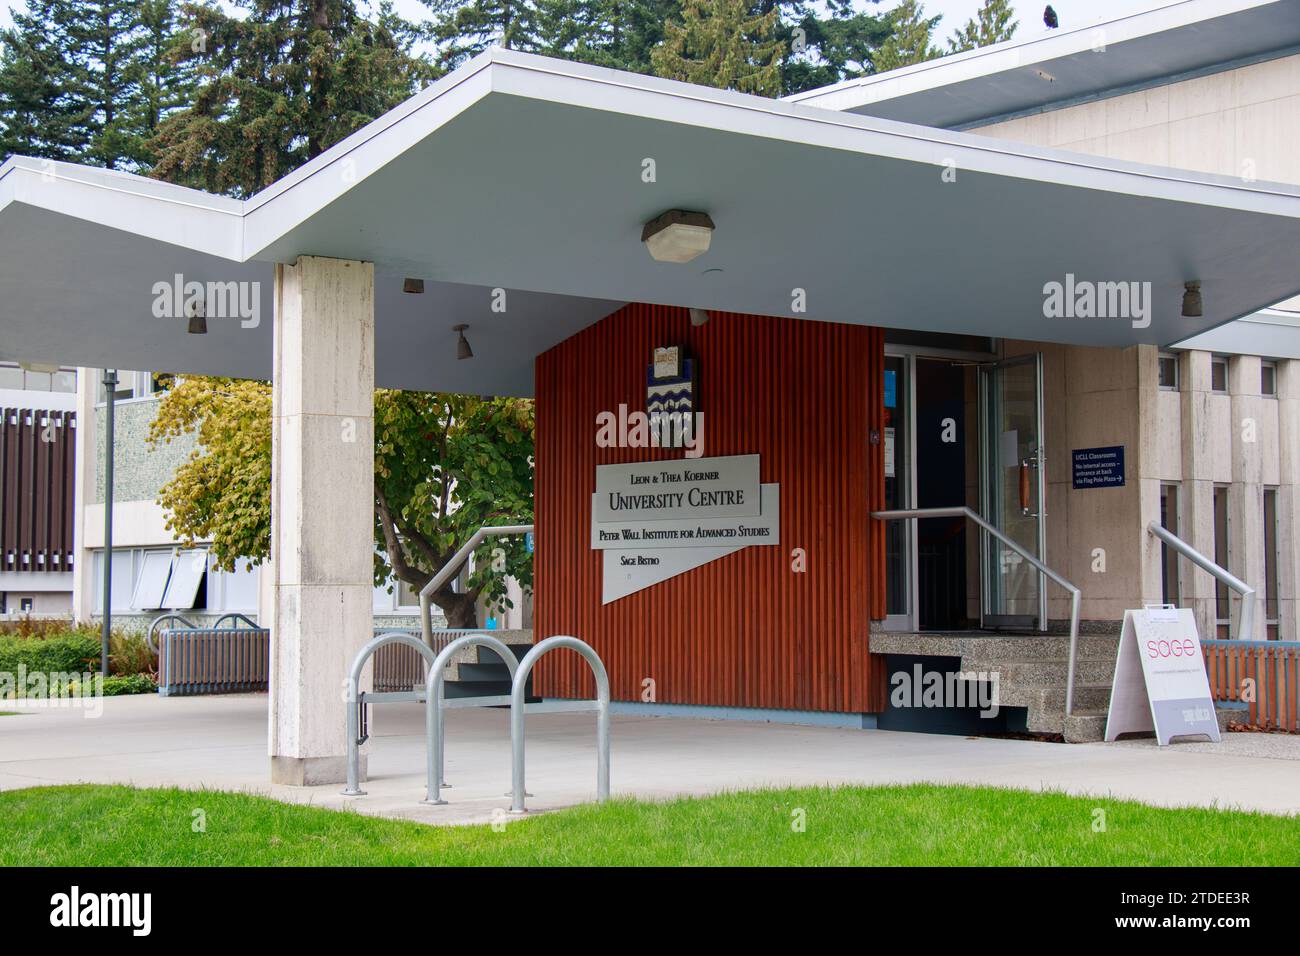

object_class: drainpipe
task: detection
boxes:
[100,369,117,678]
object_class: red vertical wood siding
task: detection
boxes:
[534,305,886,714]
[0,406,76,576]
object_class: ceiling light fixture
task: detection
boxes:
[187,300,207,335]
[642,209,715,263]
[1182,281,1203,317]
[403,277,425,294]
[454,323,473,360]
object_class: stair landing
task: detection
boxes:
[870,630,1243,743]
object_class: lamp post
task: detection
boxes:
[101,369,118,678]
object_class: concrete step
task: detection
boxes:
[871,631,1120,662]
[1004,683,1112,714]
[963,657,1116,686]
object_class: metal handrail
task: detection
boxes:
[872,507,1082,714]
[146,613,197,655]
[1147,522,1256,641]
[419,523,534,646]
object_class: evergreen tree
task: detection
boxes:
[0,0,190,168]
[780,0,893,94]
[873,0,940,72]
[0,1,81,161]
[423,0,545,67]
[149,0,434,197]
[949,0,1017,53]
[534,0,678,74]
[651,0,784,97]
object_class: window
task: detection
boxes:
[1261,361,1277,397]
[397,578,422,608]
[1211,357,1228,393]
[1158,353,1179,390]
[130,551,175,610]
[1264,489,1279,640]
[1159,484,1180,605]
[160,549,207,610]
[1213,485,1230,637]
[0,362,76,392]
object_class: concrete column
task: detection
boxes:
[1228,355,1265,640]
[269,256,375,786]
[1179,351,1217,640]
[1276,360,1300,640]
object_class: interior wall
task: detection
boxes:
[533,304,886,713]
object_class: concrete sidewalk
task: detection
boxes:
[1,694,1296,825]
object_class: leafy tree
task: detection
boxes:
[651,0,784,96]
[949,0,1016,53]
[872,0,940,72]
[148,379,535,628]
[149,0,434,197]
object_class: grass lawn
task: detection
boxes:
[1,783,1295,866]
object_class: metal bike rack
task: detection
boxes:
[146,613,197,655]
[212,612,259,630]
[509,635,610,814]
[423,633,520,805]
[343,631,439,797]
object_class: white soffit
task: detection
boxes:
[4,47,1300,396]
[785,0,1300,129]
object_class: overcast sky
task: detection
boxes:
[0,0,1159,52]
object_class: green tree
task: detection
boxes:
[148,379,535,628]
[779,0,893,94]
[949,0,1016,53]
[423,0,544,67]
[0,1,80,161]
[872,0,940,72]
[149,0,434,197]
[651,0,785,96]
[0,0,191,168]
[534,0,678,73]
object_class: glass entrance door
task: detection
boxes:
[979,354,1046,630]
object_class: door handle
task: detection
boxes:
[1019,461,1031,513]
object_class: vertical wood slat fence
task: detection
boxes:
[371,629,480,692]
[156,627,482,696]
[157,627,271,696]
[1202,639,1299,732]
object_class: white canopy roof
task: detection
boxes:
[4,48,1300,395]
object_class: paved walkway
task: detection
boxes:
[1,694,1296,824]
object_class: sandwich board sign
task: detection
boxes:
[1105,605,1220,745]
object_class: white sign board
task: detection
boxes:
[1104,607,1221,746]
[592,454,779,603]
[593,454,760,522]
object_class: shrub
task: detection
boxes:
[64,673,157,697]
[0,632,100,679]
[109,632,157,676]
